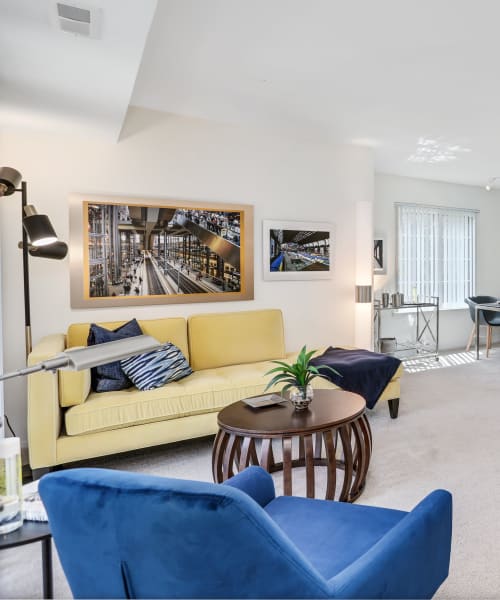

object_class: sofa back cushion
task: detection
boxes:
[67,318,189,361]
[188,309,285,371]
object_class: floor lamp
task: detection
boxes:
[0,166,69,358]
[0,167,68,356]
[0,166,68,441]
[0,335,161,534]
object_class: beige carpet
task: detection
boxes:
[2,351,499,599]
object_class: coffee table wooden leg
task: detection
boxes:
[42,537,53,599]
[350,419,366,498]
[282,437,293,496]
[362,413,373,451]
[249,438,259,466]
[238,436,252,471]
[338,425,354,501]
[260,438,274,471]
[212,430,229,482]
[358,415,372,481]
[298,436,305,460]
[303,434,315,498]
[314,432,323,459]
[323,429,337,500]
[222,433,239,480]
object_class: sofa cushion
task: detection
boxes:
[188,309,286,371]
[67,317,190,362]
[88,319,143,392]
[64,359,338,436]
[121,343,192,391]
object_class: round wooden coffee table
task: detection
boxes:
[213,389,372,502]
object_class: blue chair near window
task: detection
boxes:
[39,466,452,599]
[465,295,500,356]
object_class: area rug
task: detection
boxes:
[2,350,500,598]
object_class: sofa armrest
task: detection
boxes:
[329,489,452,599]
[222,466,276,507]
[27,334,66,469]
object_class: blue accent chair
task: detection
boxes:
[39,466,452,599]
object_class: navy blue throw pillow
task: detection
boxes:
[87,319,143,392]
[121,343,193,391]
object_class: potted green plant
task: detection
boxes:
[264,346,340,410]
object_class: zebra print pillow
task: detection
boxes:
[121,342,193,391]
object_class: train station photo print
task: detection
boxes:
[262,219,333,281]
[69,194,254,308]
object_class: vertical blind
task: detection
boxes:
[397,204,476,308]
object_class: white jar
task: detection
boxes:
[0,437,23,534]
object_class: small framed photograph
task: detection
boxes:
[262,220,333,281]
[374,237,386,274]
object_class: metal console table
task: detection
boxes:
[374,296,440,361]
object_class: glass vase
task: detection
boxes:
[0,437,23,534]
[289,384,313,411]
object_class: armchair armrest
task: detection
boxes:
[329,489,452,599]
[222,466,276,507]
[27,334,66,469]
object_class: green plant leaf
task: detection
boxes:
[264,345,336,391]
[316,364,342,377]
[264,374,298,390]
[264,365,293,376]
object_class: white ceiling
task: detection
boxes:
[131,0,500,187]
[0,0,157,139]
[4,0,500,186]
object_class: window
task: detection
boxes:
[397,204,476,308]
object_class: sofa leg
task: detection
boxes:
[388,398,399,419]
[31,467,53,481]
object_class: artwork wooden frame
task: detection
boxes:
[373,237,386,274]
[69,193,254,308]
[262,219,333,281]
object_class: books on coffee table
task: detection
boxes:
[242,394,286,408]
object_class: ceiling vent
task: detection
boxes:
[52,2,101,38]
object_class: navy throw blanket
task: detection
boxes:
[310,347,401,409]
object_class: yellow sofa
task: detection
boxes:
[27,309,402,471]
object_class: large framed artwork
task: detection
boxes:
[69,194,254,308]
[262,220,333,281]
[373,237,386,274]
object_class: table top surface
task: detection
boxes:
[218,389,366,436]
[0,520,51,550]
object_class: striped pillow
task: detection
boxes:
[121,343,193,391]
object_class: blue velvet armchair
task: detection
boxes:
[39,466,452,599]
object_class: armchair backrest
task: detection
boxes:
[465,296,497,324]
[39,469,328,599]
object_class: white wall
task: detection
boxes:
[374,173,500,351]
[1,107,374,445]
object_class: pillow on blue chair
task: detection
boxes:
[87,319,143,392]
[121,342,193,391]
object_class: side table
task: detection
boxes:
[213,389,372,502]
[0,521,53,599]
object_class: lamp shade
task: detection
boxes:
[0,167,22,196]
[355,285,372,303]
[28,241,68,260]
[23,206,58,247]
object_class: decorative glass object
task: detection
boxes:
[289,384,314,411]
[0,437,23,534]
